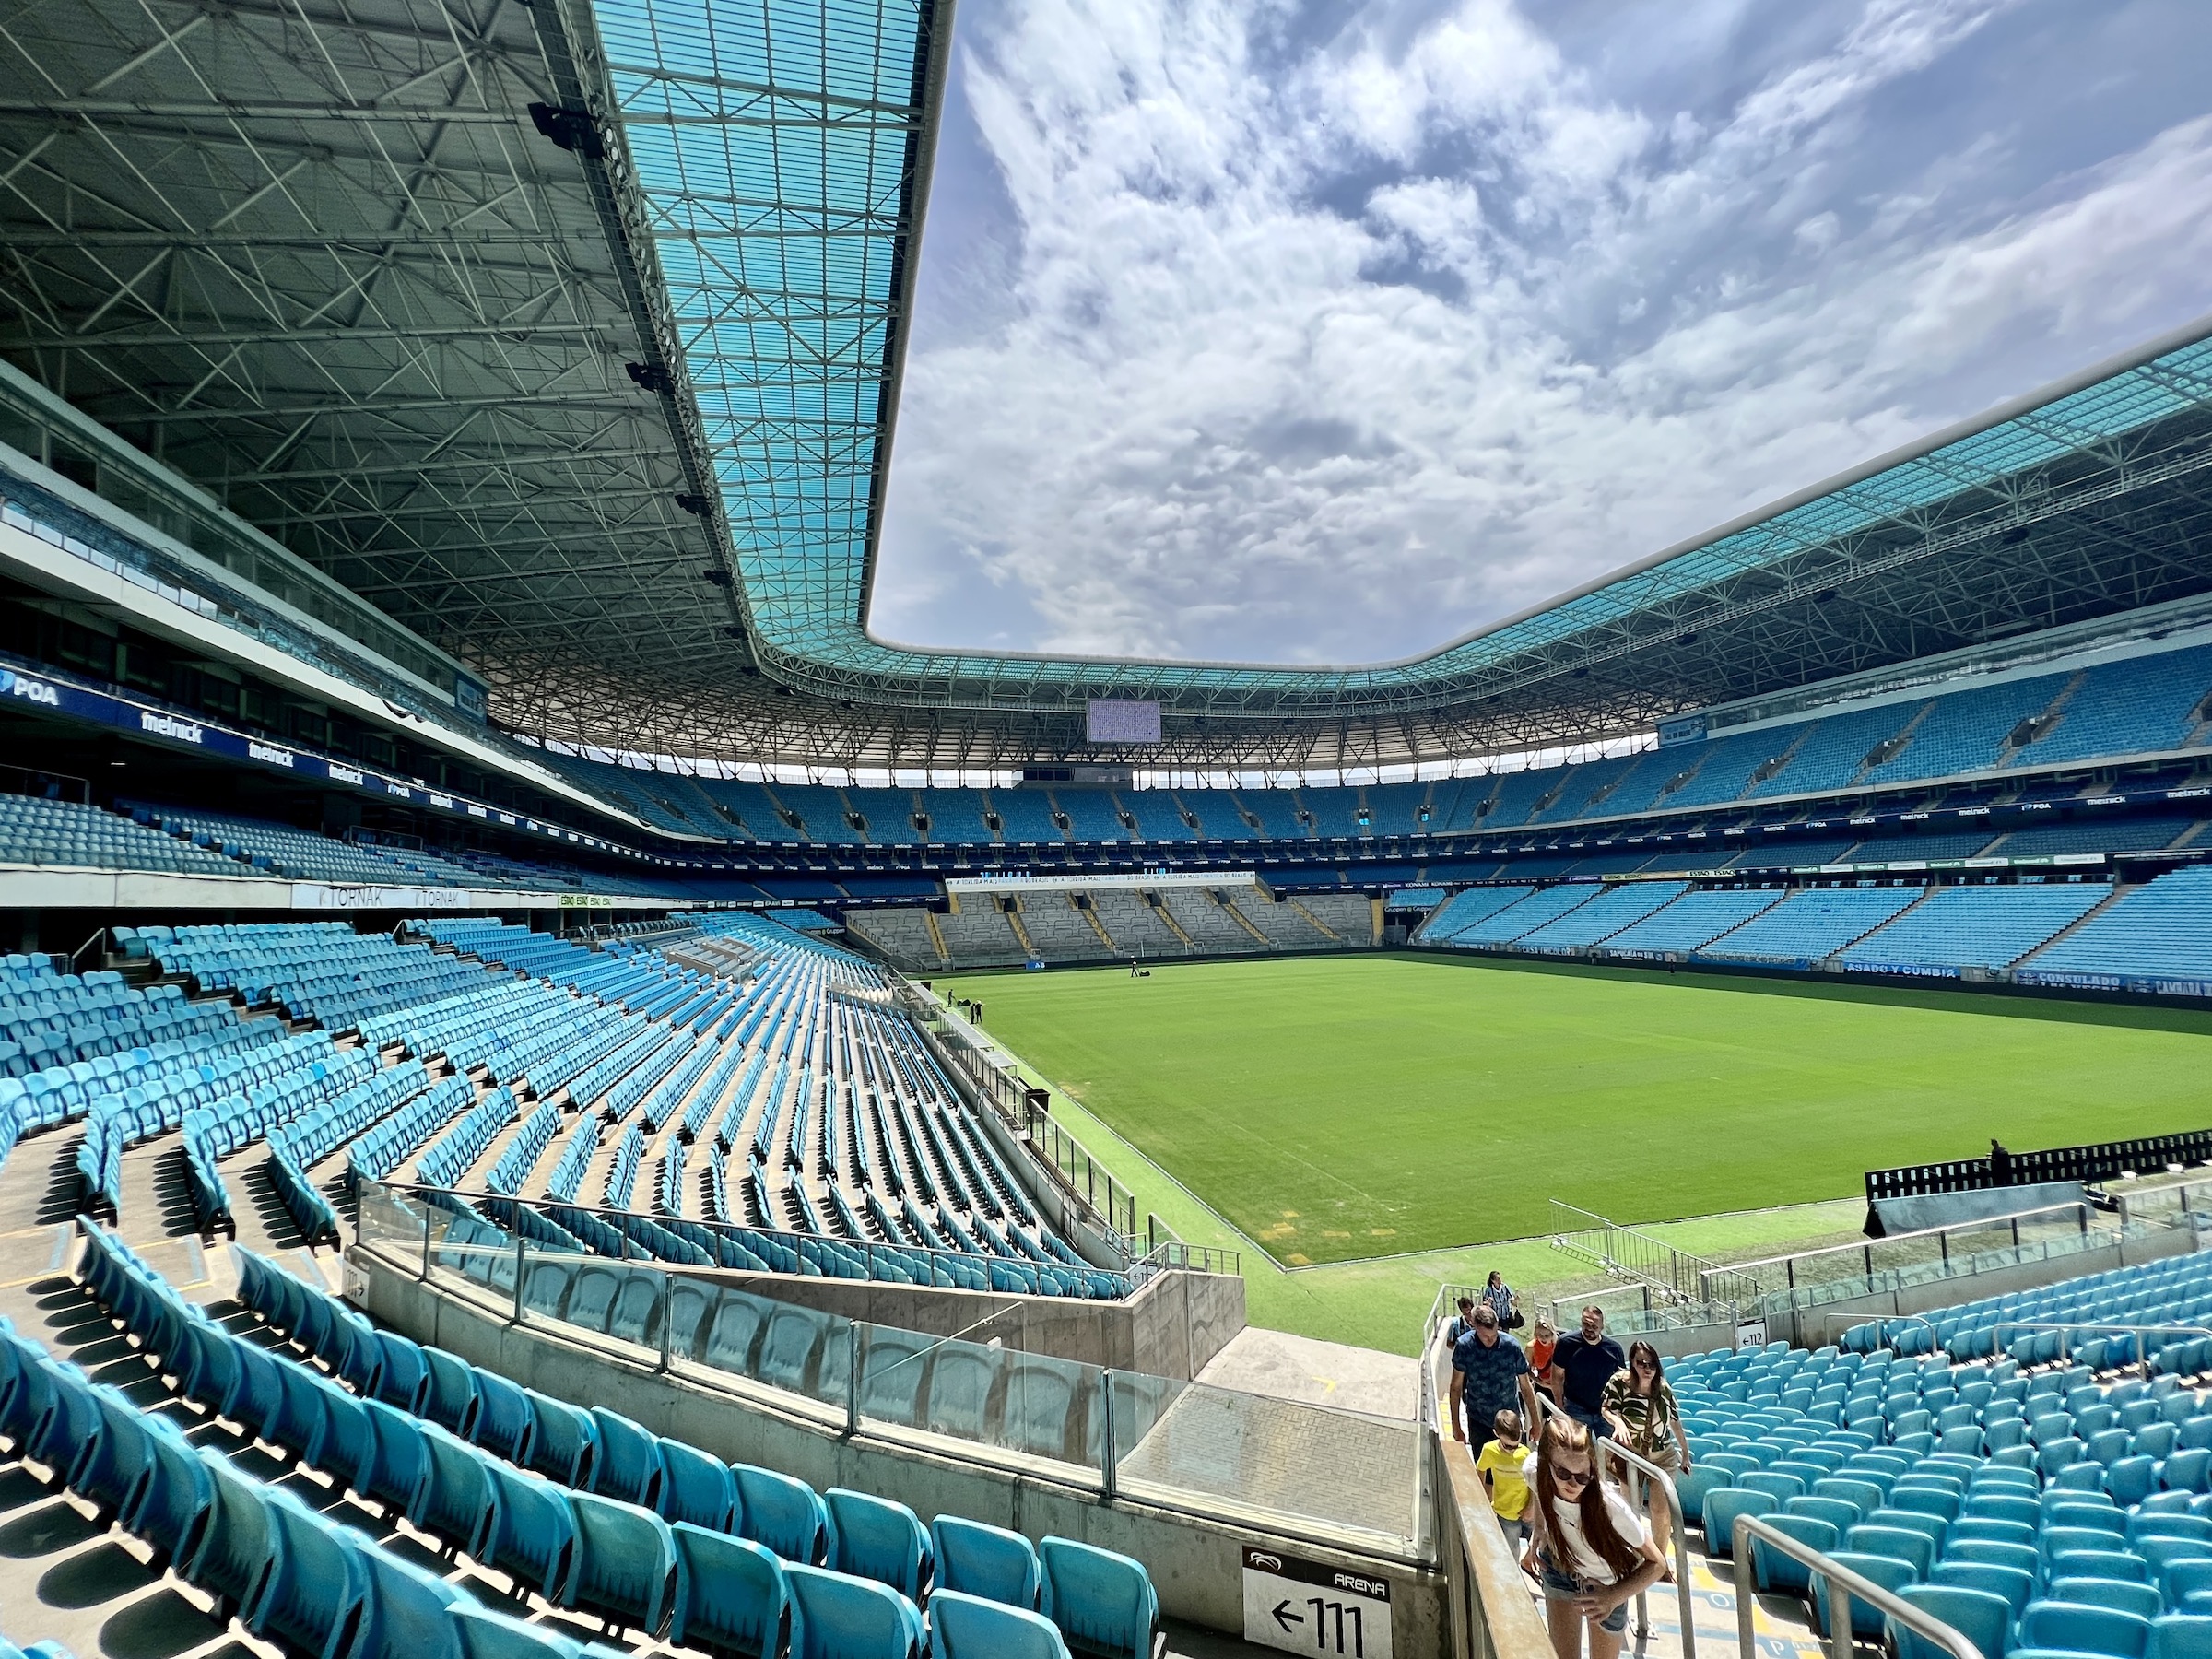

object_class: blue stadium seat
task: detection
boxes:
[659,1439,739,1532]
[828,1488,933,1600]
[672,1524,788,1659]
[2019,1600,2152,1659]
[932,1516,1042,1609]
[568,1491,679,1635]
[1811,1553,1920,1641]
[1040,1538,1160,1659]
[1890,1583,2013,1659]
[737,1464,830,1565]
[931,1590,1072,1659]
[786,1562,924,1659]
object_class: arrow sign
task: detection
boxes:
[1241,1547,1393,1659]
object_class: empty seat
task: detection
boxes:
[737,1465,829,1566]
[1040,1538,1160,1659]
[931,1590,1072,1659]
[1890,1583,2012,1659]
[672,1524,787,1659]
[568,1491,679,1635]
[932,1516,1042,1610]
[828,1488,933,1601]
[786,1562,924,1659]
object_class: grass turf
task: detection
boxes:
[957,952,2212,1269]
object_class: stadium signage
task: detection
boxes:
[0,668,59,707]
[946,869,1255,895]
[0,651,664,869]
[140,711,203,744]
[1241,1548,1392,1659]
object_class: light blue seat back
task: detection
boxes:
[485,1463,579,1604]
[932,1516,1042,1610]
[568,1491,679,1634]
[2150,1616,2212,1659]
[658,1439,738,1533]
[1891,1583,2012,1659]
[931,1590,1072,1659]
[1811,1553,1919,1641]
[249,1485,371,1659]
[786,1562,924,1659]
[420,1425,502,1562]
[1040,1537,1159,1659]
[353,1547,465,1659]
[2019,1599,2151,1659]
[736,1464,830,1566]
[590,1408,664,1510]
[672,1524,787,1659]
[828,1488,933,1600]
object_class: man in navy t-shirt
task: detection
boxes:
[1548,1304,1627,1437]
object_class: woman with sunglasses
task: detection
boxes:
[1524,1416,1667,1659]
[1601,1340,1688,1551]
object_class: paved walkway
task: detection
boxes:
[1197,1326,1419,1418]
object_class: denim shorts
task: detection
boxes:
[1537,1559,1630,1633]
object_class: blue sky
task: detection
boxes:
[868,0,2212,667]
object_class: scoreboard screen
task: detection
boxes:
[1086,699,1162,745]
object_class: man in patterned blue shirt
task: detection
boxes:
[1448,1303,1540,1454]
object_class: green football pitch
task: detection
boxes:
[956,953,2212,1269]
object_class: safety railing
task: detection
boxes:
[1731,1514,1983,1659]
[900,982,1141,1242]
[370,1179,1135,1302]
[1129,1241,1242,1287]
[1704,1200,2165,1320]
[357,1182,1426,1561]
[1531,1392,1696,1659]
[1549,1201,1741,1327]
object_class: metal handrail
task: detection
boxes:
[379,1178,1136,1299]
[1732,1512,1983,1659]
[1715,1200,2100,1289]
[1533,1392,1696,1659]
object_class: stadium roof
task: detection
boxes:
[6,0,2212,772]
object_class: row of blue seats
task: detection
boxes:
[1847,1253,2212,1360]
[213,1239,1159,1659]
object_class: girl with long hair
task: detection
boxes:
[1524,1416,1667,1659]
[1602,1340,1689,1551]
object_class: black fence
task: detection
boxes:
[1866,1130,2212,1202]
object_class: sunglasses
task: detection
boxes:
[1553,1465,1593,1488]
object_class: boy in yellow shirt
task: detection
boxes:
[1474,1408,1531,1544]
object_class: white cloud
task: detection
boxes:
[871,0,2212,665]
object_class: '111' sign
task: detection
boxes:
[1241,1549,1394,1659]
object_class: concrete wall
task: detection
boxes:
[657,1258,1245,1382]
[354,1244,1446,1659]
[1792,1226,2200,1349]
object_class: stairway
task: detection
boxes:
[1077,897,1120,954]
[923,911,951,963]
[1844,699,1937,786]
[1287,896,1342,942]
[1997,670,2088,768]
[1146,892,1195,949]
[2011,882,2133,967]
[1003,901,1040,960]
[1216,892,1272,947]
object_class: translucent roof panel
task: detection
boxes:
[589,0,2212,707]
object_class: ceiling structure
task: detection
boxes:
[4,0,2212,775]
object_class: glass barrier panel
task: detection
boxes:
[425,1200,517,1300]
[668,1277,854,1409]
[356,1182,422,1258]
[1111,1376,1420,1548]
[853,1324,1102,1474]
